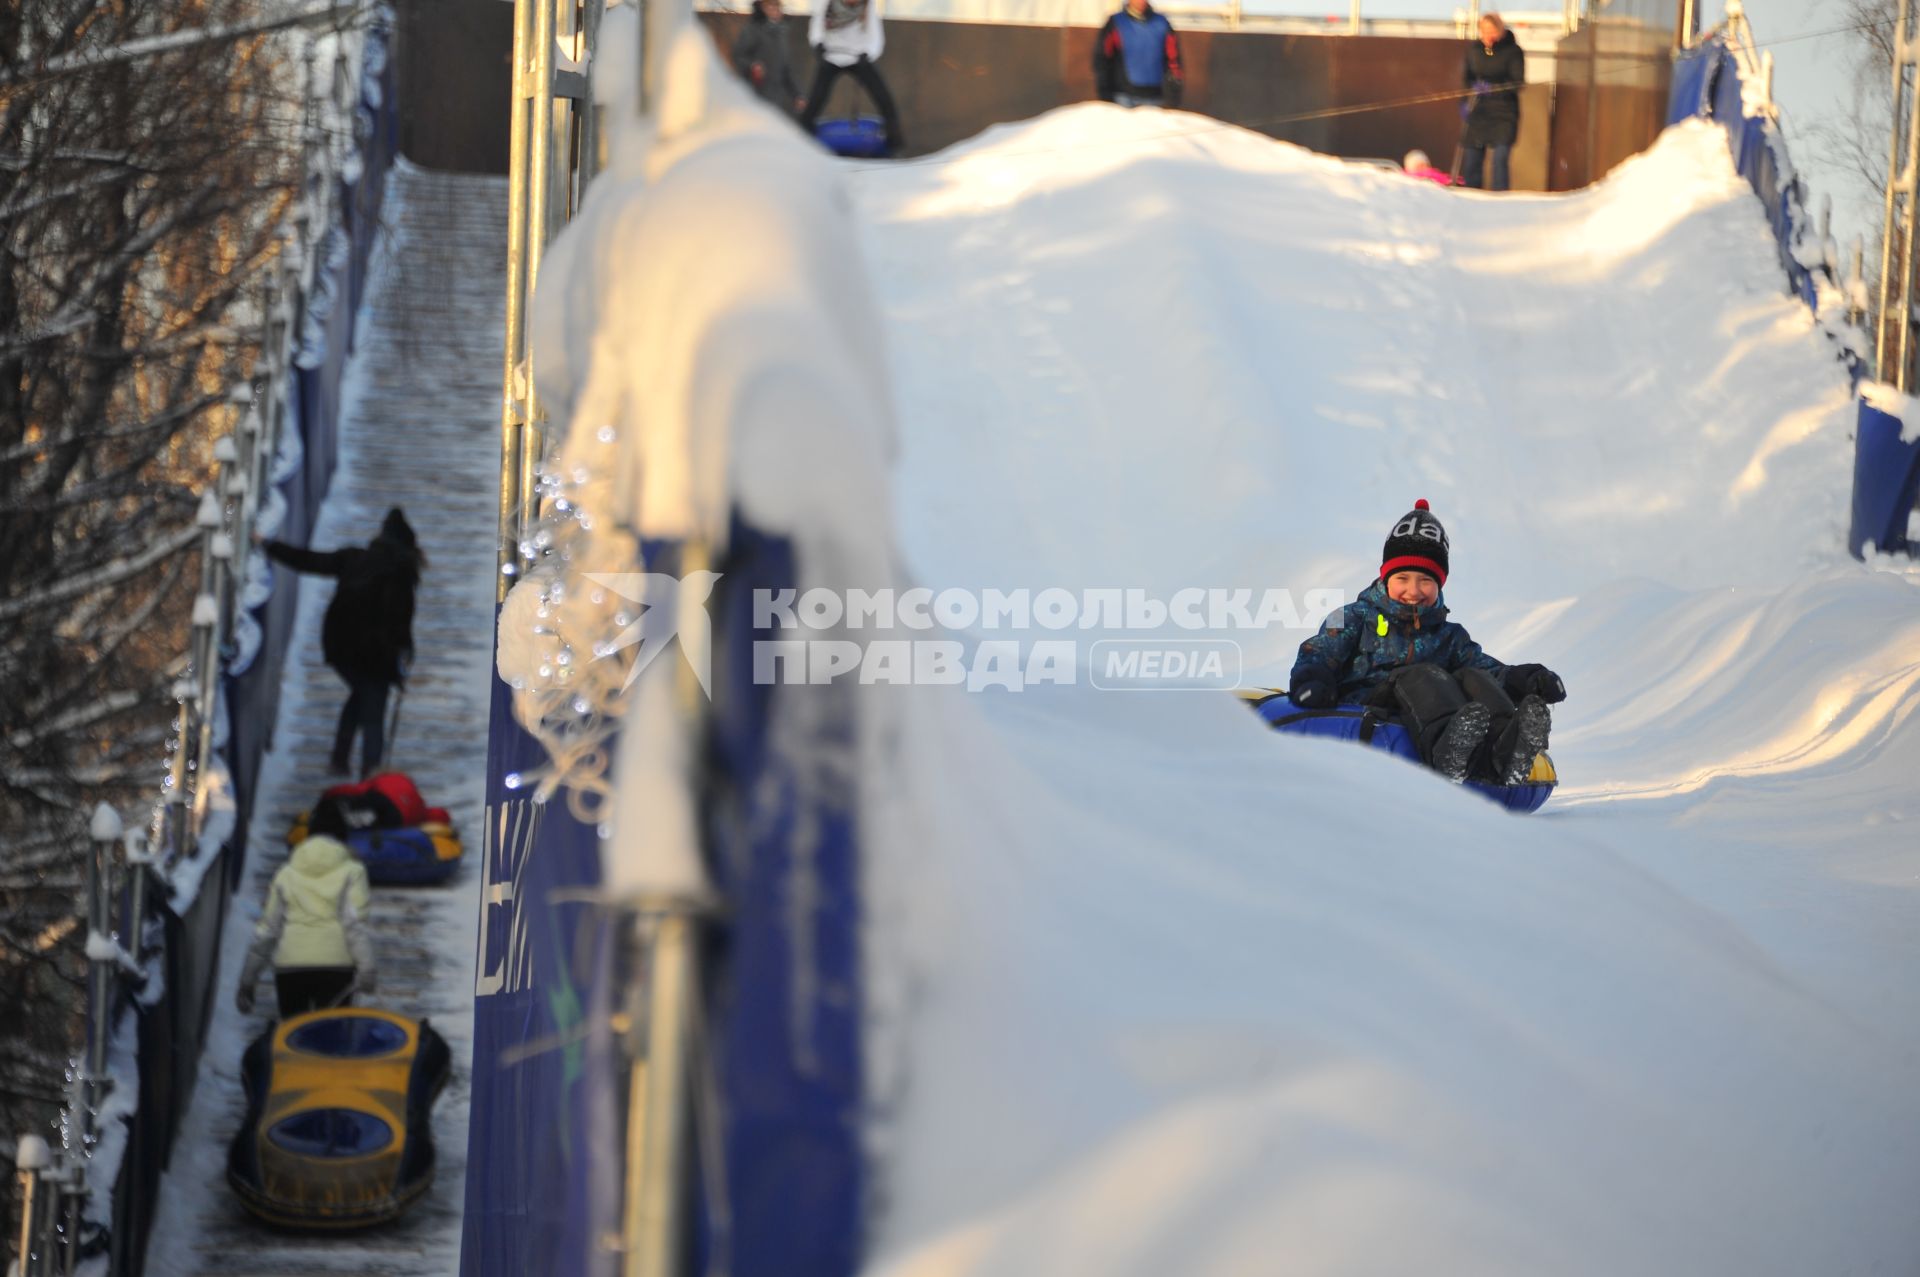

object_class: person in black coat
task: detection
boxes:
[263,508,424,775]
[1461,13,1524,192]
[732,0,805,118]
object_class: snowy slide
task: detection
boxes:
[533,36,1920,1276]
[839,110,1920,1273]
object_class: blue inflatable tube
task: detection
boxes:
[351,826,462,885]
[1246,692,1556,814]
[816,116,890,158]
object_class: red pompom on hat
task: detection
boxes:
[1379,499,1449,585]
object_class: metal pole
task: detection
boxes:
[1876,0,1915,385]
[1897,1,1920,389]
[521,0,559,537]
[165,680,193,868]
[1851,236,1869,327]
[213,434,241,642]
[500,0,535,602]
[190,490,221,698]
[85,807,122,1105]
[125,828,152,965]
[57,1148,81,1273]
[629,911,697,1277]
[578,0,608,189]
[627,537,717,1277]
[15,1135,50,1277]
[193,525,230,803]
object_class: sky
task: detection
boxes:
[1704,0,1883,252]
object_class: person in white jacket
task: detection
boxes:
[234,800,377,1017]
[798,0,904,154]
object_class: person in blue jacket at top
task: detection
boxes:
[1288,500,1566,785]
[1093,0,1183,109]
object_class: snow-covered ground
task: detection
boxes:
[141,162,504,1277]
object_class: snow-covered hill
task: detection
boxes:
[829,107,1920,1274]
[466,23,1920,1265]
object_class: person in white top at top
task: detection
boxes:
[798,0,905,154]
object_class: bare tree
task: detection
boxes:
[0,0,302,1256]
[1806,0,1897,210]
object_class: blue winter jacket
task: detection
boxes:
[1114,10,1172,87]
[1290,580,1508,700]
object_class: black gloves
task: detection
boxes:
[813,42,825,57]
[1503,663,1567,704]
[1289,675,1336,708]
[1163,76,1183,108]
[1363,679,1401,709]
[856,52,871,64]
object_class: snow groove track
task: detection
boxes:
[143,163,506,1277]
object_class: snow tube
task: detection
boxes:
[227,1008,451,1229]
[1244,691,1557,814]
[286,772,462,885]
[816,115,890,158]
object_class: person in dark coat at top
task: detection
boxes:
[1093,0,1183,109]
[1460,12,1524,192]
[262,508,424,776]
[732,0,805,118]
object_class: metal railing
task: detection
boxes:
[495,4,719,1272]
[1879,0,1920,388]
[499,0,605,603]
[8,23,382,1277]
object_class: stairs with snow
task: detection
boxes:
[142,162,506,1277]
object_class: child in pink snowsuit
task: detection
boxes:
[1402,149,1458,187]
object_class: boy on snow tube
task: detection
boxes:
[1286,499,1567,790]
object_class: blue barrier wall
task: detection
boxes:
[1671,38,1916,557]
[1668,38,1817,311]
[463,525,866,1277]
[459,659,619,1277]
[1851,403,1920,555]
[701,525,864,1277]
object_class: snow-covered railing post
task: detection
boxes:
[227,384,259,550]
[79,806,123,1206]
[212,433,242,650]
[189,491,222,691]
[13,1135,52,1277]
[162,680,194,871]
[123,828,153,969]
[188,491,226,816]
